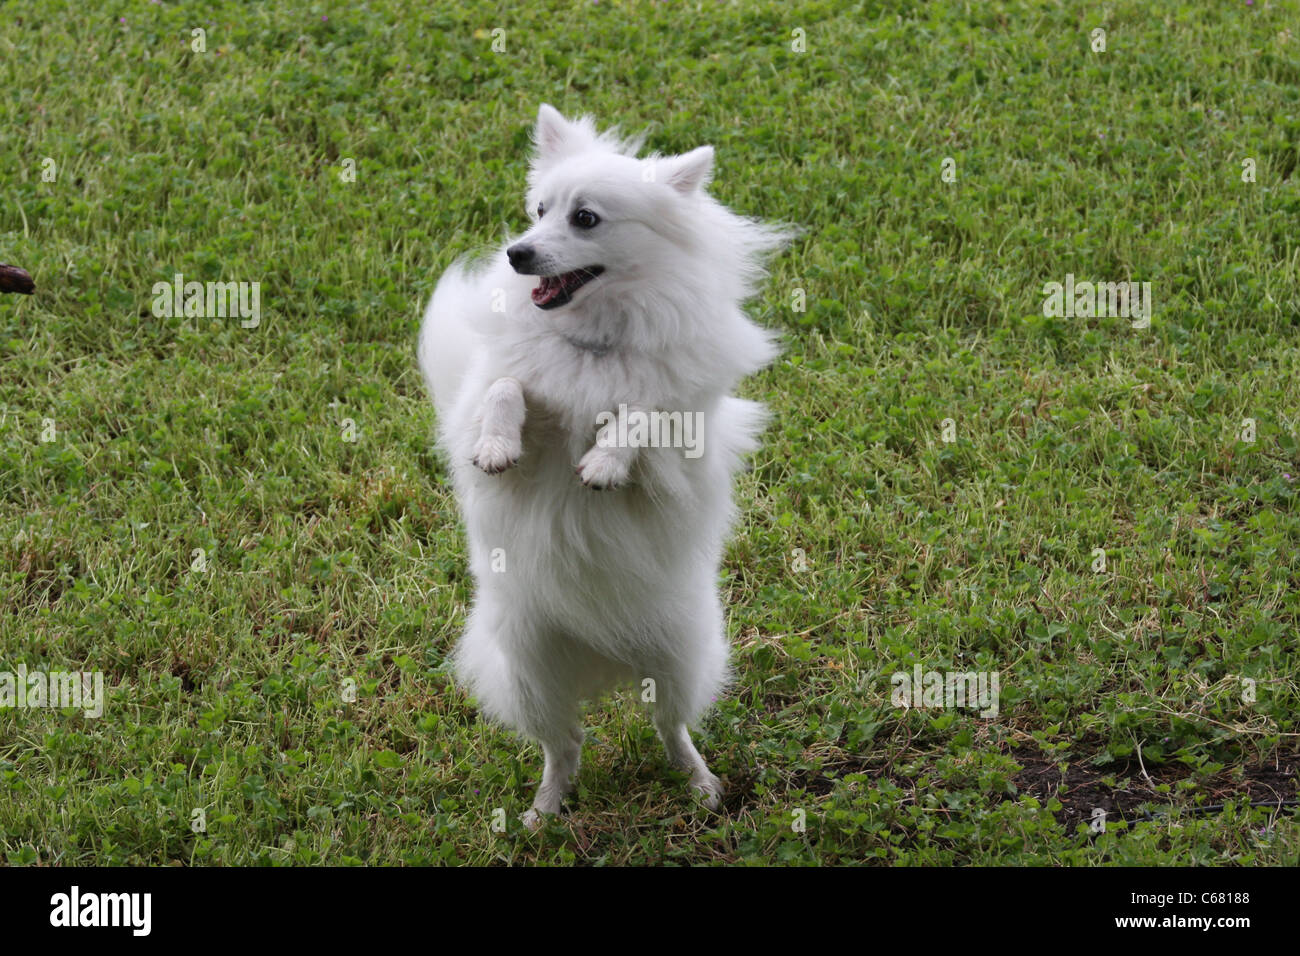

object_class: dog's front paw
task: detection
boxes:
[576,448,630,490]
[472,434,521,474]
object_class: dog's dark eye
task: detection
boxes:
[573,208,599,229]
[536,203,545,218]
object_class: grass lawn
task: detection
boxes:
[1,0,1298,865]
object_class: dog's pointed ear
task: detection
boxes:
[661,145,715,194]
[534,104,577,161]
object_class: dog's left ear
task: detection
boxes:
[661,146,714,194]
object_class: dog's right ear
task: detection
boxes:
[534,104,576,162]
[532,104,603,168]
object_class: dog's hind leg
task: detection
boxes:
[646,616,729,810]
[454,604,584,829]
[521,723,585,830]
[654,716,724,810]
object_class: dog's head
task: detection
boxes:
[506,104,717,312]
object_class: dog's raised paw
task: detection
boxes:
[472,435,521,474]
[576,448,629,489]
[521,807,549,831]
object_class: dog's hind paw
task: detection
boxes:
[576,448,630,489]
[521,806,557,831]
[691,772,724,811]
[472,434,521,474]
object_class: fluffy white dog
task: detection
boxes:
[418,105,789,826]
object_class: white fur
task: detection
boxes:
[418,104,790,825]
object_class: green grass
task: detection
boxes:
[2,0,1299,865]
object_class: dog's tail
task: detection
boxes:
[714,396,771,474]
[418,259,481,422]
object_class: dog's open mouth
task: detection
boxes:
[531,266,604,309]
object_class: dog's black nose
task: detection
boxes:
[506,244,535,271]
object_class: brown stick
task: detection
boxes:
[0,264,35,294]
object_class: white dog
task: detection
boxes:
[418,105,789,826]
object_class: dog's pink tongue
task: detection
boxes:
[532,275,561,306]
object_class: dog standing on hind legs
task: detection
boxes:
[419,104,791,827]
